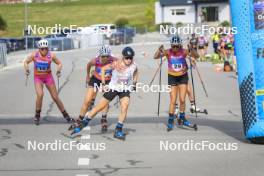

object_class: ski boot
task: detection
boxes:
[33,110,41,126]
[114,128,126,140]
[167,115,176,132]
[178,113,198,131]
[69,118,90,135]
[101,116,108,133]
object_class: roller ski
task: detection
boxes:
[190,105,208,115]
[177,113,198,131]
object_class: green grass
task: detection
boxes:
[0,0,152,37]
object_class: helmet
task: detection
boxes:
[122,47,135,58]
[99,45,111,56]
[38,39,48,48]
[170,35,182,45]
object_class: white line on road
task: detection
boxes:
[81,134,91,140]
[76,175,89,176]
[78,158,90,166]
[83,126,91,131]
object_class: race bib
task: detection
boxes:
[35,62,49,72]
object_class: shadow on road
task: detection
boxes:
[0,115,246,143]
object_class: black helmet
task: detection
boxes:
[122,47,135,58]
[170,35,182,45]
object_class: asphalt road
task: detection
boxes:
[0,43,263,176]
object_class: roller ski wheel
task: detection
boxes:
[190,108,208,115]
[101,119,108,133]
[114,129,126,141]
[186,123,198,131]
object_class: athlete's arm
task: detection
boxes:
[133,67,139,84]
[52,54,62,73]
[101,62,114,85]
[86,59,96,81]
[24,53,34,75]
[185,49,197,66]
[154,45,168,59]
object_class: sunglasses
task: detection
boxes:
[40,48,48,51]
[171,45,180,48]
[124,56,133,60]
[101,55,109,58]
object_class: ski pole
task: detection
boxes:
[189,57,198,118]
[114,96,119,108]
[195,64,208,97]
[25,75,29,87]
[57,76,60,93]
[157,55,162,117]
[149,58,165,86]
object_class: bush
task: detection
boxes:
[115,17,129,27]
[176,22,183,28]
[0,15,7,31]
[220,20,230,27]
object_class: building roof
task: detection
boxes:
[160,0,194,6]
[160,0,228,6]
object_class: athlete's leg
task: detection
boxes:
[34,82,44,112]
[46,83,66,112]
[79,87,98,119]
[86,97,110,119]
[169,86,178,115]
[117,96,130,124]
[178,83,187,113]
[187,82,194,102]
[34,81,44,124]
[114,95,130,139]
[101,103,109,132]
[167,85,178,130]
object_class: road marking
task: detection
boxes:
[83,126,91,131]
[78,158,90,166]
[76,175,89,176]
[81,134,91,140]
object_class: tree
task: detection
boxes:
[0,15,7,31]
[115,17,129,28]
[145,0,155,27]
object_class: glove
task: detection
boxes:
[132,82,137,91]
[56,71,61,78]
[159,45,164,53]
[25,69,30,76]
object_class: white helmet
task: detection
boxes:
[99,45,111,56]
[38,39,49,49]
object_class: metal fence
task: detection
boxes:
[0,43,7,68]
